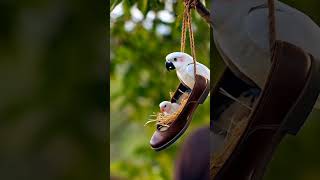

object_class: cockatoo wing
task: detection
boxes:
[182,62,210,88]
[177,62,210,89]
[185,63,210,80]
[245,1,320,59]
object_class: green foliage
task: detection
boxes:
[111,0,122,11]
[111,0,163,14]
[111,0,320,180]
[0,1,105,179]
[110,0,210,179]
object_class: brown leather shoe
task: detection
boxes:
[150,75,210,151]
[212,41,320,180]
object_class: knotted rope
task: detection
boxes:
[145,0,199,127]
[180,0,197,77]
[268,0,276,56]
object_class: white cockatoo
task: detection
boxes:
[165,52,210,89]
[159,101,180,115]
[211,0,320,109]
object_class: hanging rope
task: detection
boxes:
[181,0,197,78]
[268,0,276,56]
[180,7,187,53]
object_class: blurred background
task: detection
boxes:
[110,0,320,180]
[209,0,320,179]
[256,1,320,180]
[0,0,106,180]
[110,0,210,179]
[210,1,320,179]
[2,0,320,179]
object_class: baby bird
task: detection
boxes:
[159,101,180,115]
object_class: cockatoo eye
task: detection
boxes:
[164,105,167,107]
[173,58,177,61]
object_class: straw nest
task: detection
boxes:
[145,92,190,127]
[210,117,249,177]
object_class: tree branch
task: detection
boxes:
[194,0,213,27]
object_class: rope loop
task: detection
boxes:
[180,0,197,77]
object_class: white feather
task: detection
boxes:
[177,62,210,89]
[170,103,180,112]
[159,101,180,115]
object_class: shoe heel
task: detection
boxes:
[281,56,320,135]
[198,80,210,104]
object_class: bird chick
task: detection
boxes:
[159,101,180,115]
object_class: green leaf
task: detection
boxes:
[128,0,135,7]
[110,0,122,11]
[122,0,134,17]
[137,0,149,15]
[148,0,163,11]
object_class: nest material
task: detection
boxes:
[210,117,249,177]
[145,92,190,127]
[210,92,254,178]
[156,94,189,126]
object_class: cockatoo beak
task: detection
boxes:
[161,108,165,112]
[166,61,175,71]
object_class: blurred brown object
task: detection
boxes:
[110,175,124,180]
[174,127,210,180]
